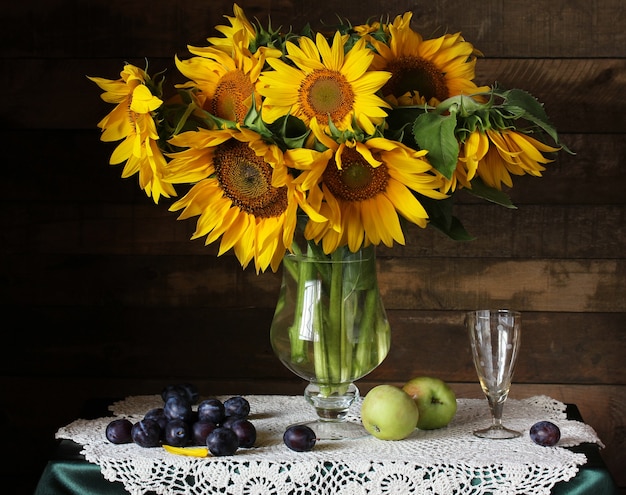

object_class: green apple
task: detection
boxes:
[360,384,419,440]
[402,376,457,430]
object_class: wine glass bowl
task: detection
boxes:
[465,309,522,439]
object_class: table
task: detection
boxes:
[34,396,619,495]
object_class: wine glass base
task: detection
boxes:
[473,425,522,439]
[296,419,369,440]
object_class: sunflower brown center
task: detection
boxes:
[323,148,388,202]
[209,70,254,123]
[299,68,355,123]
[214,140,287,218]
[382,56,449,102]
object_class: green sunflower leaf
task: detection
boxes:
[276,115,310,149]
[419,196,475,241]
[499,88,551,122]
[496,88,573,153]
[412,112,459,179]
[466,177,517,209]
[430,215,475,241]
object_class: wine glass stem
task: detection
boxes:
[489,399,504,427]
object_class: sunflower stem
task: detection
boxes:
[354,286,377,377]
[287,246,311,365]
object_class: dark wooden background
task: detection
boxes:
[1,0,624,492]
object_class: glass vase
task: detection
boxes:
[270,242,391,439]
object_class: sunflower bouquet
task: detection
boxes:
[89,4,568,404]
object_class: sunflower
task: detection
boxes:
[444,128,560,193]
[205,3,281,60]
[166,127,321,272]
[175,29,279,124]
[206,3,256,52]
[285,121,447,253]
[475,130,560,190]
[368,12,489,107]
[444,129,490,192]
[258,31,391,135]
[88,64,175,203]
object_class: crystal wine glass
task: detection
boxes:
[465,309,521,439]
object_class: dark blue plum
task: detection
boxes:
[105,418,133,444]
[283,424,316,452]
[131,419,161,448]
[164,419,191,447]
[163,395,193,423]
[206,427,239,456]
[144,407,168,430]
[220,416,237,429]
[192,420,217,446]
[223,396,250,419]
[530,421,561,446]
[161,382,199,404]
[161,384,188,402]
[227,419,256,448]
[178,383,200,405]
[197,398,225,424]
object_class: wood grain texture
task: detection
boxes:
[2,131,624,204]
[4,0,625,58]
[4,58,625,132]
[3,308,623,384]
[0,0,624,492]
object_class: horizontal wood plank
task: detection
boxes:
[2,58,624,133]
[5,0,625,58]
[3,202,623,258]
[2,308,624,384]
[379,258,626,312]
[2,254,623,311]
[3,132,625,208]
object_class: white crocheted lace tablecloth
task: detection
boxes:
[56,394,603,495]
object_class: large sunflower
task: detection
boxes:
[285,121,447,253]
[88,64,175,203]
[258,31,391,135]
[368,12,489,106]
[176,29,279,124]
[166,127,319,272]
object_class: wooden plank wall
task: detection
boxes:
[1,0,624,492]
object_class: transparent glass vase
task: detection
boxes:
[270,242,391,439]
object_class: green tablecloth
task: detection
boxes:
[34,404,619,495]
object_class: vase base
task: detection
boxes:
[296,419,369,441]
[304,382,360,423]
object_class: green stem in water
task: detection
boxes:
[316,247,361,397]
[353,286,379,377]
[286,242,388,398]
[287,245,311,365]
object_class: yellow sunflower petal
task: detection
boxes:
[130,85,163,114]
[317,32,344,72]
[343,202,365,252]
[163,445,209,457]
[385,179,429,227]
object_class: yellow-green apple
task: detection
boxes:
[360,385,419,440]
[402,376,457,430]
